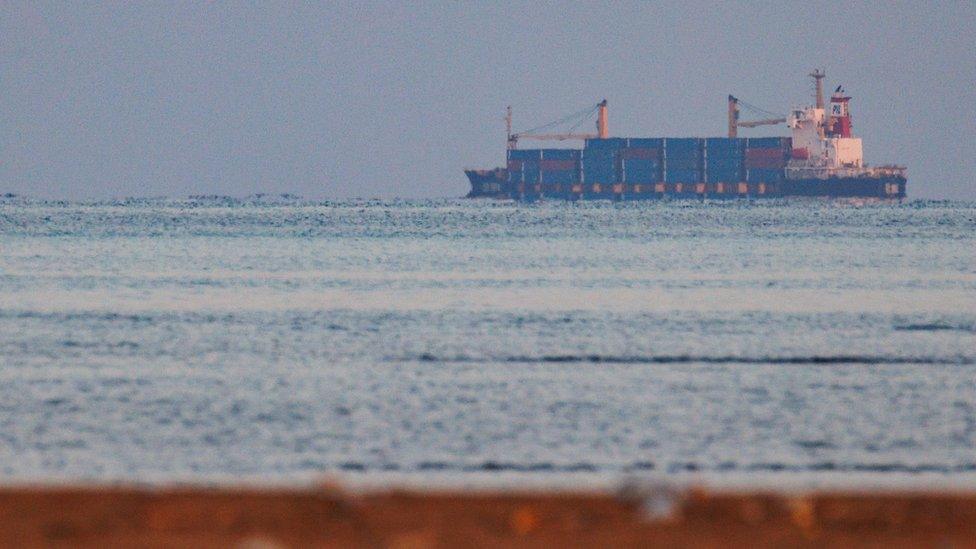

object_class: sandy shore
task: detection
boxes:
[1,483,975,547]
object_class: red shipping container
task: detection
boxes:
[744,158,787,169]
[745,148,786,159]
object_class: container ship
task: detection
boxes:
[464,70,906,200]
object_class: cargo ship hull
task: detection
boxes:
[502,176,906,201]
[463,169,507,198]
[778,176,906,199]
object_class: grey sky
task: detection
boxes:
[2,1,974,200]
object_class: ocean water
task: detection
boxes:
[1,196,974,488]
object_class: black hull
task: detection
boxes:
[463,168,508,198]
[494,177,906,201]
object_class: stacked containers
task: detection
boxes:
[745,137,790,184]
[620,138,662,194]
[705,138,746,184]
[507,149,543,199]
[665,138,702,184]
[583,138,626,198]
[540,149,581,199]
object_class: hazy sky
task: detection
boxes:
[2,1,974,200]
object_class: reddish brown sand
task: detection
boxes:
[1,484,975,547]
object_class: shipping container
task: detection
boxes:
[744,159,787,170]
[582,148,617,184]
[706,158,743,169]
[507,149,544,161]
[706,167,742,183]
[627,138,663,148]
[583,171,616,185]
[620,148,660,160]
[582,147,616,161]
[705,137,747,153]
[665,139,702,169]
[541,149,581,160]
[539,159,578,171]
[744,148,788,169]
[542,170,578,185]
[665,138,702,152]
[667,157,701,169]
[621,159,660,183]
[523,161,540,184]
[585,138,628,149]
[665,168,702,183]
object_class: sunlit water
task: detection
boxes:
[1,196,974,488]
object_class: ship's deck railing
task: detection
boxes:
[785,164,906,179]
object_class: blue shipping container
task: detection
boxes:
[665,138,701,153]
[583,147,615,160]
[665,168,702,183]
[583,172,616,184]
[542,170,578,184]
[508,149,544,161]
[668,147,700,157]
[627,138,663,148]
[622,159,659,183]
[623,158,660,169]
[705,137,747,153]
[541,148,582,160]
[706,168,742,183]
[623,168,656,183]
[666,158,701,170]
[707,158,743,169]
[582,150,616,183]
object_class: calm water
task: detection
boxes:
[1,196,974,487]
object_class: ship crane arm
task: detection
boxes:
[515,133,598,141]
[737,118,787,128]
[727,95,786,137]
[508,100,608,149]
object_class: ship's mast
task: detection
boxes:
[728,95,739,138]
[505,106,515,150]
[810,68,826,109]
[597,99,609,138]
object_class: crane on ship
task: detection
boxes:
[506,100,608,150]
[727,95,787,138]
[727,70,825,137]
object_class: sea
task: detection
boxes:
[1,196,974,489]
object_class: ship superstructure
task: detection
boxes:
[464,70,906,200]
[784,82,905,186]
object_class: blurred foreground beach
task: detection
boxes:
[2,483,976,547]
